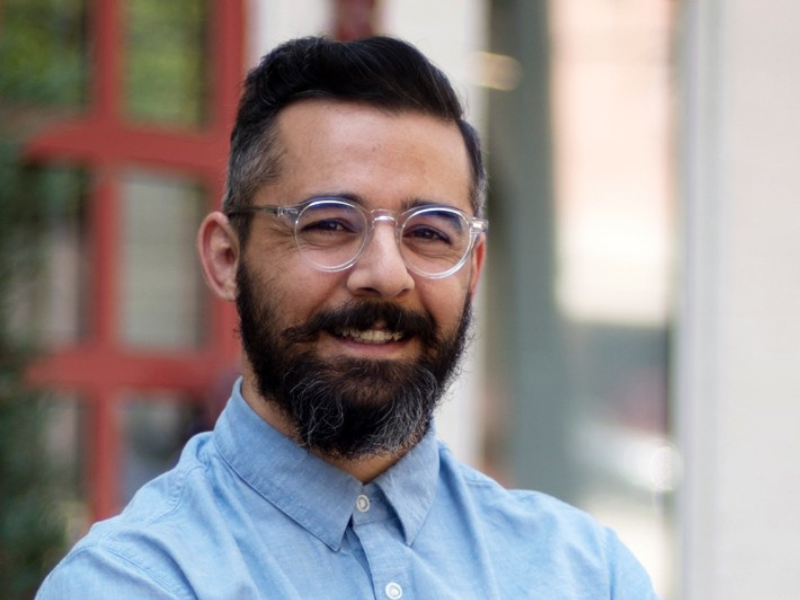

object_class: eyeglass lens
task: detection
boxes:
[294,201,472,276]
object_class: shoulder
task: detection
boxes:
[38,434,222,599]
[435,442,659,598]
[437,441,595,527]
[450,458,604,542]
[36,542,188,599]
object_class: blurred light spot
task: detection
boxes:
[577,418,679,494]
[648,443,682,492]
[469,52,523,91]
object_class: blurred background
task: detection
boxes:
[1,1,798,599]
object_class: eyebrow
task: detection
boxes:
[302,192,462,212]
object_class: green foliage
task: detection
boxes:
[0,142,70,599]
[0,0,88,107]
[125,0,209,126]
[0,388,67,598]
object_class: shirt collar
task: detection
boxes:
[372,427,439,545]
[213,379,440,550]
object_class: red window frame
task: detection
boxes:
[24,0,244,521]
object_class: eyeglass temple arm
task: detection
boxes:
[225,204,276,215]
[224,204,304,221]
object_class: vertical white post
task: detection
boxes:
[678,1,800,598]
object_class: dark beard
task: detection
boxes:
[235,264,473,459]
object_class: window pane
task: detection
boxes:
[3,163,90,346]
[0,0,88,107]
[124,0,209,127]
[121,396,201,502]
[120,170,206,349]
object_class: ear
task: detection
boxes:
[198,211,240,302]
[468,235,486,298]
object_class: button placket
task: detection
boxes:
[350,486,407,600]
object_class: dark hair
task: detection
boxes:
[224,36,486,244]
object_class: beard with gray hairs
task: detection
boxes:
[235,263,473,459]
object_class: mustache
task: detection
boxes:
[283,300,437,346]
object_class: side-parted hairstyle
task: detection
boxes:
[224,36,486,245]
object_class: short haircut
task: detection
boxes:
[224,36,486,245]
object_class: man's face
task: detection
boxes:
[235,100,485,458]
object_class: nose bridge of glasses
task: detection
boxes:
[365,209,403,244]
[359,208,401,253]
[369,208,399,226]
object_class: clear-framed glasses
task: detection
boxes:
[226,197,488,279]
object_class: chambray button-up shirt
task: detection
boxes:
[37,380,658,599]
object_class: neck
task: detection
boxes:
[240,374,410,483]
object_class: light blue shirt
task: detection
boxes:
[38,381,658,599]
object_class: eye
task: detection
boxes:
[298,202,365,237]
[404,224,451,244]
[404,209,466,247]
[301,218,354,233]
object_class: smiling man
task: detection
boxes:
[37,37,657,599]
[224,98,483,482]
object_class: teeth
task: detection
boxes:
[338,328,404,344]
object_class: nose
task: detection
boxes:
[345,220,415,298]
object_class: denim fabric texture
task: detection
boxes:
[37,379,658,599]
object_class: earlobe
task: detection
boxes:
[198,212,240,302]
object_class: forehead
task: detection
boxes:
[264,100,472,212]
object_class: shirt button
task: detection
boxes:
[385,582,403,599]
[355,494,371,512]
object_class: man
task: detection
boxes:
[38,36,657,598]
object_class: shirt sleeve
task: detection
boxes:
[605,528,661,600]
[36,547,185,600]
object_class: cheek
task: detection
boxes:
[418,279,471,328]
[269,264,347,322]
[242,226,351,323]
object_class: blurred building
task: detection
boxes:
[3,1,799,599]
[2,0,244,528]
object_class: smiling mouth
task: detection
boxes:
[335,327,406,344]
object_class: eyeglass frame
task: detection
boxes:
[225,196,488,279]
